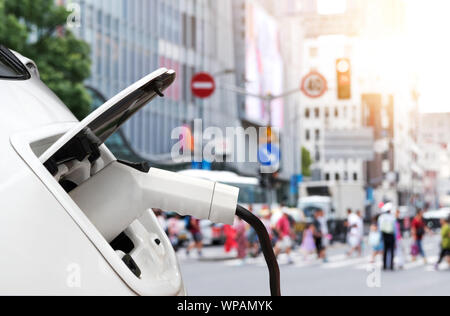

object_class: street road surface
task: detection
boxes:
[178,235,449,296]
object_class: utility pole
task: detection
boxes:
[220,83,303,205]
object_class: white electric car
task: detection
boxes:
[0,46,191,295]
[0,46,280,296]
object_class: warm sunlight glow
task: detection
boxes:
[317,0,347,15]
[406,0,450,113]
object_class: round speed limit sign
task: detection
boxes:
[301,72,328,98]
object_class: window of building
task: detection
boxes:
[315,108,320,118]
[335,173,340,181]
[315,129,320,141]
[335,108,339,117]
[305,108,310,118]
[325,173,330,181]
[309,47,318,58]
[305,129,310,141]
[353,173,358,181]
[182,13,188,47]
[315,150,321,162]
[191,16,197,49]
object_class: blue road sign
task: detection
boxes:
[258,143,280,167]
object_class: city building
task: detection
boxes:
[392,92,424,208]
[248,0,303,198]
[67,0,239,165]
[420,112,450,145]
[300,36,365,186]
[61,0,301,203]
[419,113,450,208]
[285,0,424,216]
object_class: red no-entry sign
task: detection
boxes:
[191,72,216,99]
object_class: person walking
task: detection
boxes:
[274,211,294,264]
[356,210,365,254]
[167,214,183,251]
[300,223,316,260]
[235,217,248,264]
[411,209,429,263]
[368,217,383,264]
[223,224,237,253]
[260,209,273,242]
[318,209,329,262]
[344,209,353,245]
[256,208,274,255]
[247,226,259,258]
[347,210,363,257]
[312,210,326,262]
[246,205,261,257]
[378,206,396,270]
[186,216,204,258]
[435,215,450,270]
[395,209,405,269]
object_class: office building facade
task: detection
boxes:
[67,0,238,163]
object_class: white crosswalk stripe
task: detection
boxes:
[322,256,369,269]
[219,252,445,272]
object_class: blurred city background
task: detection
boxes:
[1,0,449,295]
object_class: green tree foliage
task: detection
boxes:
[302,147,313,177]
[0,0,92,120]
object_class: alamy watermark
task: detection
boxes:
[66,263,81,288]
[66,3,81,29]
[171,119,281,174]
[366,264,382,288]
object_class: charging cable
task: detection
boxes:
[236,205,281,296]
[69,162,281,296]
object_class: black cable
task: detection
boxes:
[235,205,281,296]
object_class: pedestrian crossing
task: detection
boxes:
[179,235,448,272]
[217,238,448,272]
[221,251,446,272]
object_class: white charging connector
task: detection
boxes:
[69,161,281,296]
[69,161,239,242]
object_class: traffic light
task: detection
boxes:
[336,58,351,100]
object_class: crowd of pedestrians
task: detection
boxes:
[153,204,450,269]
[366,205,450,271]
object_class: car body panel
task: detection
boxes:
[1,49,184,295]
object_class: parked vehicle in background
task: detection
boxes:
[424,208,450,230]
[298,182,366,242]
[296,196,333,243]
[299,182,366,219]
[298,196,333,219]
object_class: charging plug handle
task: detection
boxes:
[70,162,239,242]
[69,161,279,296]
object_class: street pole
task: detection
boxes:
[265,95,274,207]
[296,100,302,206]
[220,84,303,206]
